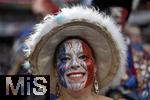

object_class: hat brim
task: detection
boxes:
[30,21,120,94]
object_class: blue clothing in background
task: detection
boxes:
[50,94,56,100]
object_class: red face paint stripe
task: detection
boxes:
[82,41,95,87]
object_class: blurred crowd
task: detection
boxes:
[0,0,150,99]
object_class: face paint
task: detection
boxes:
[56,39,95,91]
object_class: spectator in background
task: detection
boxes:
[126,25,143,51]
[92,0,134,31]
[125,25,150,99]
[11,25,32,75]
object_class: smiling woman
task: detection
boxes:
[23,6,127,100]
[55,38,95,91]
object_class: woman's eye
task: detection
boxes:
[61,57,70,62]
[79,55,88,61]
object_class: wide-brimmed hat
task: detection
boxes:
[24,6,127,94]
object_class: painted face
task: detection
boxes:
[56,39,95,91]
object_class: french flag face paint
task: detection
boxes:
[56,39,95,91]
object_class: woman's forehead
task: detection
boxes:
[64,38,82,44]
[59,38,90,50]
[56,38,94,56]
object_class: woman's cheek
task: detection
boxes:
[86,59,94,70]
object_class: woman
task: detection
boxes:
[23,6,127,100]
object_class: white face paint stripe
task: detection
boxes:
[64,39,88,90]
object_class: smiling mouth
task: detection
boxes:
[66,72,86,81]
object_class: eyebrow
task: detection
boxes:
[78,52,84,55]
[59,53,71,57]
[79,51,92,55]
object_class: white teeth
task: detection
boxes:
[69,74,83,78]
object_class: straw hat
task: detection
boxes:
[24,6,127,94]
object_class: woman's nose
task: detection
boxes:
[70,59,80,69]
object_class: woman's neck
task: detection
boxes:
[57,85,95,100]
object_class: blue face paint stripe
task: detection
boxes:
[57,43,67,88]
